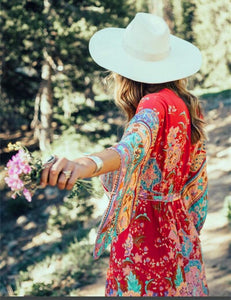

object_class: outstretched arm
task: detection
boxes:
[40,105,159,192]
[40,148,121,190]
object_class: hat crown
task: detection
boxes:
[122,13,170,61]
[89,12,202,83]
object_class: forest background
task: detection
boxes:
[0,0,231,296]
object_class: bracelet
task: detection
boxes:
[84,155,103,174]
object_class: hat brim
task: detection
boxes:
[89,28,202,84]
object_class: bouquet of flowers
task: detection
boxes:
[4,142,93,202]
[4,142,42,202]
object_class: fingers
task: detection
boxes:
[66,167,80,190]
[55,163,74,190]
[40,157,80,190]
[40,156,57,188]
[48,157,69,188]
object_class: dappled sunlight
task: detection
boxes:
[22,230,62,251]
[23,221,37,231]
[91,194,109,219]
[16,236,104,296]
[207,156,231,176]
[203,203,229,232]
[81,120,111,132]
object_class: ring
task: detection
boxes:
[62,170,72,180]
[44,155,56,164]
[43,155,56,168]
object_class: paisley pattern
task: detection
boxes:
[95,88,209,296]
[94,109,159,258]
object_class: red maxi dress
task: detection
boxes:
[94,88,209,297]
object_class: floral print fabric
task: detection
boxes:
[95,89,209,296]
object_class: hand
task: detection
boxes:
[39,148,120,190]
[40,156,80,190]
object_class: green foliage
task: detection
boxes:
[180,0,196,43]
[227,203,231,224]
[30,283,54,297]
[170,0,231,89]
[16,241,102,296]
[224,195,231,224]
[1,0,141,131]
[193,0,231,88]
[47,195,94,231]
[0,102,115,296]
[2,0,230,134]
[67,180,94,200]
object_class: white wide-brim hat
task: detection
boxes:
[89,13,202,84]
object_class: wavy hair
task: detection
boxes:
[110,72,206,144]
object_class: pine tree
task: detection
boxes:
[1,0,142,150]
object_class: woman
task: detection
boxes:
[41,13,209,297]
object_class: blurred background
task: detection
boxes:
[0,0,230,296]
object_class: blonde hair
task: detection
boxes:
[111,73,206,144]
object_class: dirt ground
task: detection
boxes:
[200,93,231,296]
[78,92,231,297]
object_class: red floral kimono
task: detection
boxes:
[94,89,209,296]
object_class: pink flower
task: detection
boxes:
[5,175,24,191]
[5,148,34,202]
[7,149,31,176]
[23,188,32,202]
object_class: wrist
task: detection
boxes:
[83,155,103,174]
[74,155,104,178]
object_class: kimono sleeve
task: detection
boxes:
[93,108,160,259]
[182,140,208,234]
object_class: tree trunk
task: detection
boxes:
[31,56,53,151]
[163,0,175,32]
[31,0,53,152]
[39,59,53,151]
